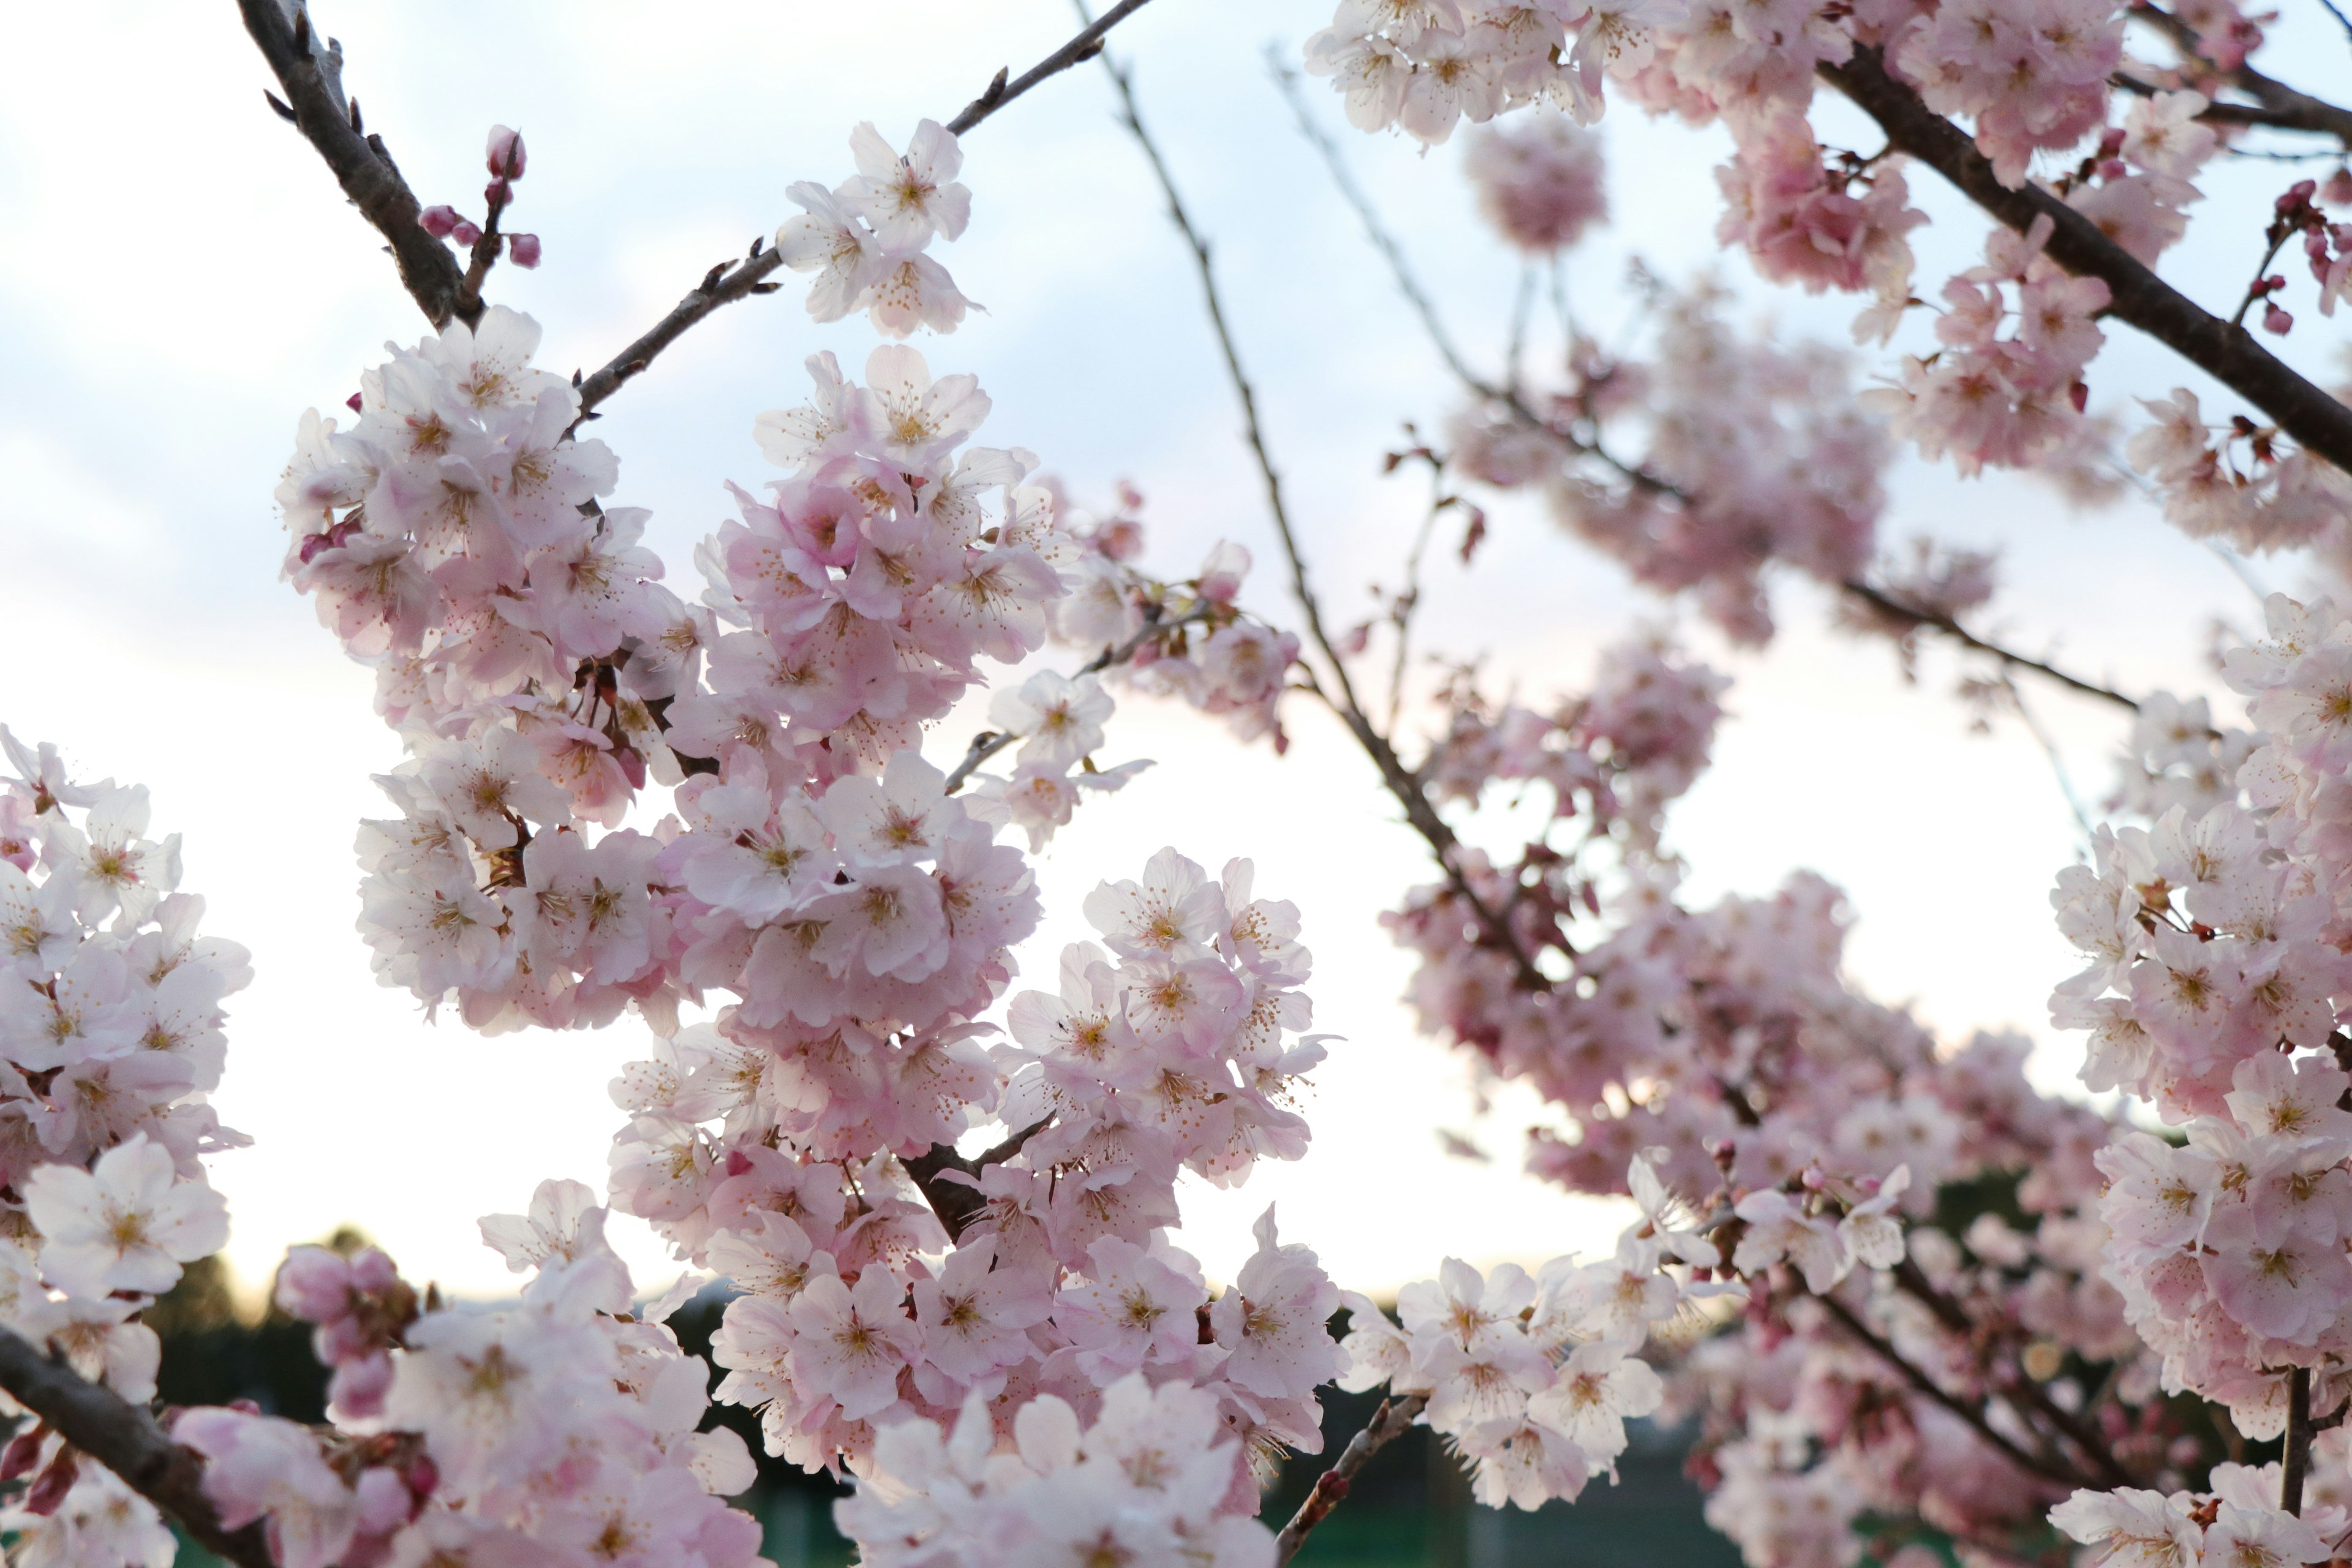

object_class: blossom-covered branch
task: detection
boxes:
[0,1325,270,1568]
[1818,47,2352,473]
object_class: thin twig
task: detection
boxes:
[2000,673,2100,848]
[1815,1292,2090,1491]
[564,0,1161,416]
[1839,581,2143,712]
[0,1327,272,1568]
[1272,51,2159,720]
[1820,45,2352,473]
[1091,26,1548,990]
[1274,1393,1429,1567]
[940,603,1208,794]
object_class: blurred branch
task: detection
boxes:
[1840,580,2144,713]
[0,1325,271,1568]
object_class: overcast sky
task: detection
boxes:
[2,0,2342,1302]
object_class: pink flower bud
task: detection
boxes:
[330,1352,397,1422]
[486,124,526,180]
[276,1243,354,1321]
[507,232,543,269]
[2264,303,2294,334]
[350,1246,400,1294]
[2098,158,2127,181]
[345,391,364,413]
[2326,167,2352,206]
[450,219,483,247]
[418,205,461,239]
[2290,178,2318,201]
[353,1465,414,1534]
[484,179,511,209]
[724,1148,755,1178]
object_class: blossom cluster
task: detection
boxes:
[776,119,977,338]
[639,850,1338,1485]
[1333,1188,1687,1510]
[0,734,244,1564]
[177,1188,763,1568]
[1449,282,1889,644]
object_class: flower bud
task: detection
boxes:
[350,1245,400,1294]
[417,204,461,239]
[2326,167,2352,206]
[2264,303,2294,335]
[484,178,511,209]
[450,219,483,247]
[486,124,526,180]
[276,1243,353,1321]
[508,232,543,269]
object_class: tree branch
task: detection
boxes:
[902,1117,1052,1240]
[1814,1292,2090,1491]
[2284,1365,2313,1515]
[1271,54,2156,723]
[1839,579,2144,713]
[1091,32,1550,992]
[940,603,1211,796]
[569,0,1161,417]
[1818,47,2352,475]
[1274,1392,1428,1567]
[0,1325,271,1568]
[236,0,472,330]
[2130,6,2352,143]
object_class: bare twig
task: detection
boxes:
[1274,1393,1428,1567]
[568,0,1161,417]
[0,1326,271,1568]
[236,0,470,328]
[1091,29,1549,990]
[1841,579,2144,713]
[1819,47,2352,473]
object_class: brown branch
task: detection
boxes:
[2285,1365,2313,1515]
[1274,1393,1428,1567]
[1839,579,2144,712]
[236,0,471,330]
[2111,71,2346,132]
[1092,30,1550,992]
[2130,6,2352,143]
[1818,47,2352,475]
[569,0,1161,418]
[902,1117,1052,1240]
[1884,1261,2135,1488]
[0,1326,271,1568]
[1814,1292,2089,1491]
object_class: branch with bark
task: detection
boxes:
[237,0,471,330]
[1267,55,2160,723]
[1273,1393,1428,1567]
[2128,6,2352,144]
[1817,47,2352,476]
[241,0,1164,407]
[0,1325,270,1568]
